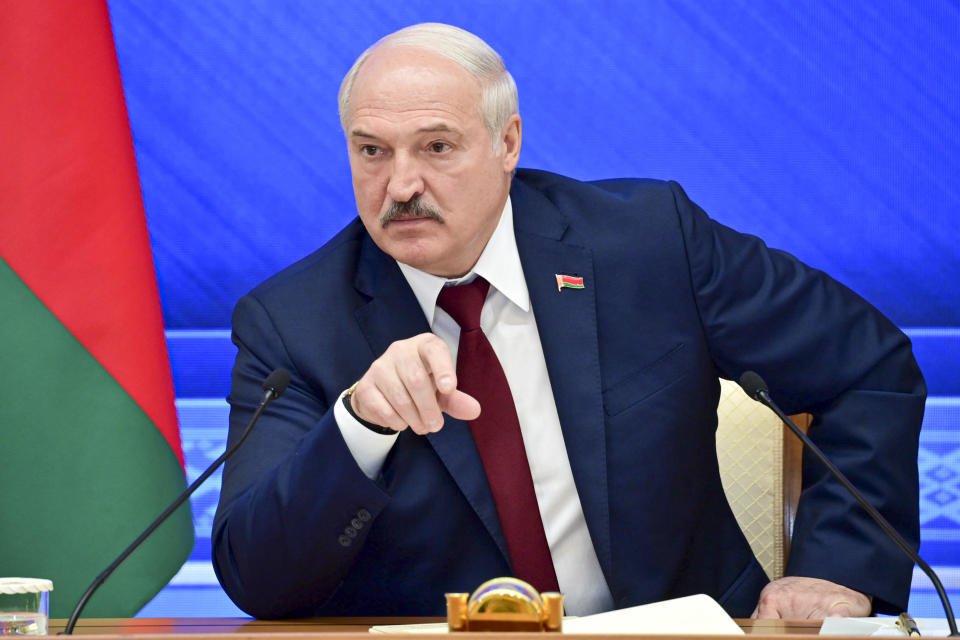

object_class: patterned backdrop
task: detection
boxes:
[99,0,960,618]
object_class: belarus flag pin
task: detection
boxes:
[555,274,585,292]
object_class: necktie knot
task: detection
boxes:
[436,276,490,331]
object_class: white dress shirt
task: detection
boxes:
[333,197,614,615]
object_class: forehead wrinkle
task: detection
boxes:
[349,107,474,141]
[347,49,485,134]
[417,123,456,133]
[351,101,472,121]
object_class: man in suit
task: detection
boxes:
[212,23,924,620]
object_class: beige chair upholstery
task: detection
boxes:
[715,378,808,580]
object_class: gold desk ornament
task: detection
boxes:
[446,577,563,632]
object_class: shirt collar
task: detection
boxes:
[397,196,530,325]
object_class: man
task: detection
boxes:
[213,23,924,620]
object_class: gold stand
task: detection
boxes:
[446,578,563,632]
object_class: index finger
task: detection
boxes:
[418,334,457,394]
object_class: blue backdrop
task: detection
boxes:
[102,0,959,618]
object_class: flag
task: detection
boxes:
[0,1,193,617]
[555,274,585,291]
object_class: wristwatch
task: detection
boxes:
[342,382,396,435]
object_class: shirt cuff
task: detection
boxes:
[333,388,399,480]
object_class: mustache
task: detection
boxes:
[380,197,444,227]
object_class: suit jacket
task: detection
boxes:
[212,170,924,619]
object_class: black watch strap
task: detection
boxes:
[342,391,397,435]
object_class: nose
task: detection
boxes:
[386,152,424,203]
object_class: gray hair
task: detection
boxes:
[338,23,519,147]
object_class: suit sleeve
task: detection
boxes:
[211,293,391,618]
[670,181,925,613]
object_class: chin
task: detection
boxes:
[392,246,442,271]
[400,256,443,273]
[380,237,460,277]
[399,253,462,278]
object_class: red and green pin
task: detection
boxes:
[555,274,585,291]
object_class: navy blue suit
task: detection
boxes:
[213,170,924,619]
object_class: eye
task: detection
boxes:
[359,145,380,157]
[428,141,451,153]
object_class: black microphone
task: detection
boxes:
[61,368,291,635]
[738,371,958,635]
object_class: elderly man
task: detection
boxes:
[213,23,923,620]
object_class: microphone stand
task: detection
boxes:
[740,372,958,636]
[61,370,290,634]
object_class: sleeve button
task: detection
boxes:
[338,534,351,547]
[357,509,372,522]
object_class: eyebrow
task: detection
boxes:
[349,123,460,139]
[350,129,378,139]
[417,123,457,134]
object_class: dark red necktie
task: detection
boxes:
[437,277,559,592]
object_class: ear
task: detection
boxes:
[500,114,522,172]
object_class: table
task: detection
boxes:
[46,617,827,639]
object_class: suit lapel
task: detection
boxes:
[352,233,430,356]
[512,179,612,578]
[426,419,509,563]
[352,234,510,565]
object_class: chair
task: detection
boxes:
[715,378,810,580]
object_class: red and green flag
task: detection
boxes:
[0,1,193,617]
[555,274,585,291]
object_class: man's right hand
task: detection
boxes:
[349,333,481,434]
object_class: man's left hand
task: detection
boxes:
[751,576,871,619]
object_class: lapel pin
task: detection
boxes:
[555,274,585,292]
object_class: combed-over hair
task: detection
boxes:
[338,23,519,148]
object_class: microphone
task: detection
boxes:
[738,371,958,635]
[61,368,291,635]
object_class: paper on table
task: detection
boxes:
[820,617,951,637]
[563,594,743,635]
[369,594,742,635]
[369,621,448,634]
